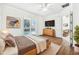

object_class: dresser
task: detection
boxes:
[43,28,56,37]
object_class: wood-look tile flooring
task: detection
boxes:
[57,39,79,55]
[40,36,79,55]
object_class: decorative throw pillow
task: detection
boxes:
[6,34,14,38]
[0,38,5,54]
[4,34,16,47]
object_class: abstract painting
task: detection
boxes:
[6,16,20,28]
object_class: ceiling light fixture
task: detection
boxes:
[40,3,48,12]
[40,3,52,12]
[42,7,48,11]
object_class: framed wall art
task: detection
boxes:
[6,16,20,28]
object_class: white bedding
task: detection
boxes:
[2,39,18,55]
[26,35,47,54]
[2,46,18,55]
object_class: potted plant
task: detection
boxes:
[74,25,79,52]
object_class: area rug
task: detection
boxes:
[40,43,62,55]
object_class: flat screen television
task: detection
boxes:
[45,20,55,27]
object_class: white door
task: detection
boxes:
[62,13,73,46]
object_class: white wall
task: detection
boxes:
[73,3,79,31]
[72,3,79,44]
[0,5,3,29]
[0,6,1,29]
[0,4,44,36]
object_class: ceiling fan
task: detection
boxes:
[39,3,52,11]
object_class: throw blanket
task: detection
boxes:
[26,35,46,54]
[15,36,36,54]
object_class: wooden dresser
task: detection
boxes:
[43,28,56,37]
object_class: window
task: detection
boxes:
[31,19,37,34]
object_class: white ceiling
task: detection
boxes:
[6,3,66,16]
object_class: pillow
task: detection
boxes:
[0,31,9,39]
[5,40,15,47]
[0,38,5,54]
[0,31,16,47]
[4,34,16,47]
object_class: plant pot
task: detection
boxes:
[74,44,79,53]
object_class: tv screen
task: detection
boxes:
[45,20,55,27]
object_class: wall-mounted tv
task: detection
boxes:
[45,20,55,27]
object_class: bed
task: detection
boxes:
[15,35,51,55]
[1,34,51,55]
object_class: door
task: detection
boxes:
[62,13,73,46]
